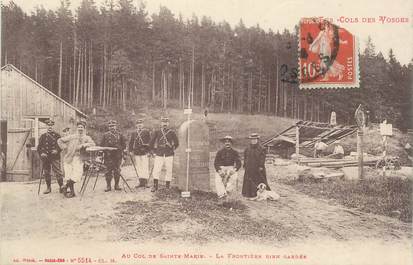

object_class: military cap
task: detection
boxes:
[248,133,260,139]
[136,118,144,124]
[62,127,70,132]
[160,117,169,122]
[108,120,117,126]
[220,135,233,143]
[45,119,55,126]
[77,120,87,127]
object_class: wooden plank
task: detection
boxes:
[7,170,30,175]
[8,128,31,133]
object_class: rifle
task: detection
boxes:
[37,166,44,195]
[129,153,140,179]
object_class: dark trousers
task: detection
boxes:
[42,158,63,186]
[104,158,122,186]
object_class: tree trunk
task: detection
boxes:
[75,47,81,107]
[230,69,234,112]
[58,40,63,98]
[83,42,87,107]
[303,94,308,120]
[201,63,205,109]
[283,82,287,117]
[122,76,126,110]
[258,70,262,113]
[191,45,195,108]
[73,32,77,104]
[275,59,279,116]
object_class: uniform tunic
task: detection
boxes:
[242,144,270,198]
[37,131,63,180]
[100,130,127,170]
[38,131,61,160]
[149,128,179,181]
[129,129,151,155]
[129,129,151,180]
[149,128,179,156]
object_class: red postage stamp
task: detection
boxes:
[299,18,360,89]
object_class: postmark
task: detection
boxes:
[299,17,360,89]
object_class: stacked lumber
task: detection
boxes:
[298,157,380,168]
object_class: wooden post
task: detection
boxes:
[357,130,364,180]
[0,120,7,181]
[295,125,300,161]
[355,104,365,180]
[382,135,387,177]
[34,118,39,148]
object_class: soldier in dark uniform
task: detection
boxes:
[214,135,241,199]
[149,117,179,192]
[128,118,151,188]
[100,120,127,192]
[37,119,64,194]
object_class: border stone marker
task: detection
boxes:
[173,119,211,191]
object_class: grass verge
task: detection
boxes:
[281,177,412,223]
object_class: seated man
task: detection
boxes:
[314,138,328,158]
[329,140,344,159]
[214,136,241,199]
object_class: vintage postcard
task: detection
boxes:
[0,0,412,265]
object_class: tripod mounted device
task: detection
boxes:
[79,146,132,199]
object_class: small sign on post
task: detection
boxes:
[379,121,392,176]
[380,123,392,136]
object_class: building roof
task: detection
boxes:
[1,64,87,118]
[262,120,357,150]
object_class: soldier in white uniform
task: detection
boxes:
[149,117,179,192]
[128,118,151,188]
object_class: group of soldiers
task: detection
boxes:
[37,117,179,198]
[38,115,272,201]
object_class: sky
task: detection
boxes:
[4,0,413,65]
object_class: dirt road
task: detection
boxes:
[1,165,411,265]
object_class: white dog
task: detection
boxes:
[252,183,280,201]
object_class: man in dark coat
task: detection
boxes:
[214,135,241,199]
[149,117,179,192]
[242,133,271,199]
[100,120,127,192]
[128,118,151,188]
[37,119,64,194]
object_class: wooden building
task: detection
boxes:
[0,64,87,181]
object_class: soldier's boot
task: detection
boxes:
[142,179,148,188]
[62,180,70,197]
[151,179,158,192]
[66,180,75,198]
[43,176,52,194]
[166,181,170,189]
[137,178,146,188]
[69,181,76,197]
[141,179,149,188]
[57,178,64,193]
[114,175,121,191]
[104,177,112,192]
